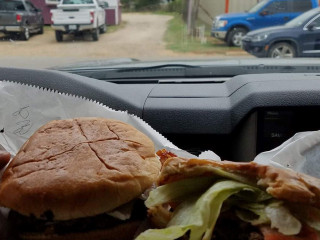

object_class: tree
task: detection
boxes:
[135,0,161,10]
[187,0,201,36]
[121,0,161,11]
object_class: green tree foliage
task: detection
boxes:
[166,0,184,13]
[121,0,161,11]
[135,0,160,10]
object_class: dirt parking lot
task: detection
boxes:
[0,13,249,68]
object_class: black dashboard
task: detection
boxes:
[2,66,320,161]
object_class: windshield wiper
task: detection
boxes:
[117,64,200,72]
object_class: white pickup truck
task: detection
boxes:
[50,0,107,42]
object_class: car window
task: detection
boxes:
[288,0,312,12]
[248,0,268,13]
[25,1,37,11]
[285,8,319,27]
[1,0,320,68]
[0,1,25,11]
[62,0,94,4]
[307,15,320,28]
[263,1,288,14]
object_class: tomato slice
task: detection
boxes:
[260,225,320,240]
[156,149,177,165]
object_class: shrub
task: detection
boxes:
[122,0,161,11]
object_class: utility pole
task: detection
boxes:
[187,0,193,35]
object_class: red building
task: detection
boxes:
[30,0,121,25]
[104,0,121,26]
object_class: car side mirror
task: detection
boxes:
[308,22,316,31]
[260,10,269,16]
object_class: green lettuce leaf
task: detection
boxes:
[145,177,215,208]
[265,201,301,235]
[145,167,255,209]
[235,201,302,235]
[235,202,270,225]
[136,180,269,240]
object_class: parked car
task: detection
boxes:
[50,0,107,42]
[0,0,44,40]
[211,0,318,47]
[242,7,320,58]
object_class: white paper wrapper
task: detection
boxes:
[0,81,198,159]
[254,131,320,178]
[0,80,207,239]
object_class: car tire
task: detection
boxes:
[227,27,247,47]
[92,28,99,41]
[55,31,63,42]
[39,21,44,34]
[100,24,107,34]
[38,25,44,35]
[20,27,30,41]
[268,42,296,58]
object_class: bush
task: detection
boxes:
[121,0,161,11]
[135,0,161,10]
[166,0,184,13]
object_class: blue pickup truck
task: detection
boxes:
[211,0,319,46]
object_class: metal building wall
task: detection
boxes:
[198,0,259,25]
[229,0,259,13]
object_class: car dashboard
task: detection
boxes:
[1,66,320,162]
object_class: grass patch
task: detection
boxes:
[108,20,127,33]
[163,13,245,55]
[44,25,53,31]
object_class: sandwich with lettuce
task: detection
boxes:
[136,150,320,240]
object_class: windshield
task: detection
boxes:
[0,0,319,69]
[248,0,268,13]
[285,8,319,27]
[0,1,25,11]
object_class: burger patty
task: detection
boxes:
[7,199,146,235]
[212,211,263,240]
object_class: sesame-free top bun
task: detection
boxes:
[158,157,320,208]
[0,118,161,220]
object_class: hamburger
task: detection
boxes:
[0,117,161,240]
[136,150,320,240]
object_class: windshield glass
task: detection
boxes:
[0,0,319,69]
[248,0,268,13]
[285,8,319,27]
[0,1,25,11]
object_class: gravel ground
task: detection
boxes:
[0,13,250,69]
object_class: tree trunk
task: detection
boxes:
[187,0,201,36]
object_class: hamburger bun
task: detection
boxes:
[0,117,161,220]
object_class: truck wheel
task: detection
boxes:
[38,25,44,34]
[227,27,247,47]
[92,28,99,41]
[100,24,107,34]
[268,42,296,58]
[38,20,44,34]
[55,31,63,42]
[21,27,30,41]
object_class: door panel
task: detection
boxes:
[25,2,38,29]
[301,16,320,57]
